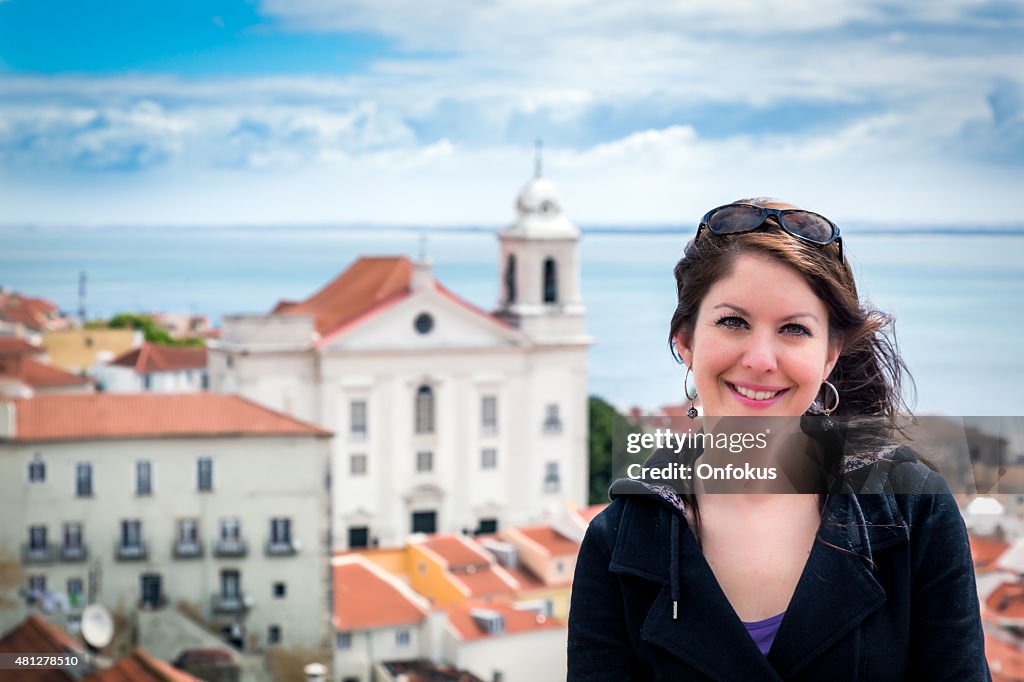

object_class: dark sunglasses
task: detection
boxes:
[697,203,843,260]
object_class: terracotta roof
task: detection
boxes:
[0,613,83,682]
[0,338,45,356]
[0,356,91,388]
[972,535,1011,570]
[574,504,608,525]
[986,627,1024,682]
[987,581,1024,619]
[3,394,330,442]
[109,345,207,374]
[419,536,492,570]
[514,526,579,557]
[273,257,413,337]
[0,294,59,331]
[503,566,547,592]
[333,556,429,631]
[379,660,485,682]
[446,602,564,642]
[84,648,202,682]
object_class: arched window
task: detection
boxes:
[543,257,558,303]
[504,254,517,304]
[415,385,434,434]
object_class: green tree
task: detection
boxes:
[107,313,204,347]
[588,395,642,504]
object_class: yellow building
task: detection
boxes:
[42,327,140,372]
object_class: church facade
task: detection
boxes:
[208,174,590,549]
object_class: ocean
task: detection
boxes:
[2,225,1023,416]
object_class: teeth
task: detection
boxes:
[734,384,779,401]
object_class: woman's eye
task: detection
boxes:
[715,316,747,330]
[781,323,812,337]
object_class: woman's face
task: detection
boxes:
[676,253,841,418]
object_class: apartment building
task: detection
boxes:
[0,393,331,653]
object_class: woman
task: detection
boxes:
[567,199,989,681]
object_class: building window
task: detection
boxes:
[143,374,152,390]
[220,569,240,600]
[270,518,292,545]
[121,520,142,548]
[416,450,433,473]
[67,578,84,607]
[556,560,565,575]
[76,462,93,497]
[395,629,410,647]
[476,518,498,535]
[481,448,498,470]
[27,575,46,594]
[28,455,45,483]
[273,582,286,598]
[267,625,281,644]
[543,257,558,303]
[481,396,497,434]
[350,400,367,439]
[179,519,198,544]
[197,457,213,492]
[63,523,83,550]
[220,518,241,541]
[28,525,47,550]
[350,454,367,476]
[411,511,437,534]
[543,404,562,433]
[337,632,351,650]
[544,462,560,492]
[504,254,516,304]
[135,460,152,496]
[348,527,369,549]
[415,385,434,434]
[414,312,434,335]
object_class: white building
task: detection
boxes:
[95,343,208,393]
[0,393,331,653]
[209,173,591,549]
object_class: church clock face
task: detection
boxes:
[414,312,434,334]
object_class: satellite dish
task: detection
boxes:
[81,604,114,649]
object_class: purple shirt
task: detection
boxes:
[742,612,785,655]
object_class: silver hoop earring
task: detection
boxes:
[685,366,698,420]
[820,380,839,430]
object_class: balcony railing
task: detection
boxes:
[210,592,251,614]
[60,544,88,562]
[173,540,204,559]
[213,538,247,558]
[22,543,55,564]
[265,539,298,557]
[115,541,148,561]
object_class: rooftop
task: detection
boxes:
[2,393,330,442]
[109,344,207,374]
[333,555,430,631]
[0,356,92,389]
[84,648,202,682]
[446,602,564,642]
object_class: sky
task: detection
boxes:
[0,0,1021,227]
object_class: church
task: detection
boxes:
[208,170,591,550]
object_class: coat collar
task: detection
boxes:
[608,481,909,679]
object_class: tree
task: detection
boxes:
[106,313,204,347]
[588,395,642,505]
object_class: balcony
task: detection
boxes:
[60,544,88,562]
[213,539,247,558]
[22,543,56,564]
[115,541,149,561]
[210,592,251,615]
[173,540,204,559]
[265,539,298,557]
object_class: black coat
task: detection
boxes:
[567,448,991,681]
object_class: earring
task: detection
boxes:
[685,366,699,420]
[820,380,839,430]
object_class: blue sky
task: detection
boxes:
[0,0,1021,226]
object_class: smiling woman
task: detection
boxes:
[567,198,990,681]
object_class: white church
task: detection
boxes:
[208,171,591,550]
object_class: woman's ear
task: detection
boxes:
[824,340,842,381]
[674,332,694,368]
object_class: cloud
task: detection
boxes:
[956,79,1024,164]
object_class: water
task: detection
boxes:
[2,225,1023,415]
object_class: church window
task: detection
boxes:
[543,258,558,303]
[505,254,517,304]
[415,385,434,434]
[414,312,434,334]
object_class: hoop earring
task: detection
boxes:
[820,380,839,430]
[685,366,699,420]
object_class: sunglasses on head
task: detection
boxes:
[696,203,843,261]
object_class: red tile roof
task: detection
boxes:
[0,293,59,331]
[987,581,1024,620]
[420,536,492,570]
[333,556,429,631]
[0,338,45,356]
[573,504,608,525]
[108,345,207,374]
[454,567,518,599]
[0,613,83,682]
[273,257,413,337]
[986,628,1024,682]
[446,602,564,642]
[972,535,1011,570]
[84,648,202,682]
[514,526,579,557]
[3,394,330,442]
[0,356,91,388]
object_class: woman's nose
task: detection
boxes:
[741,333,778,374]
